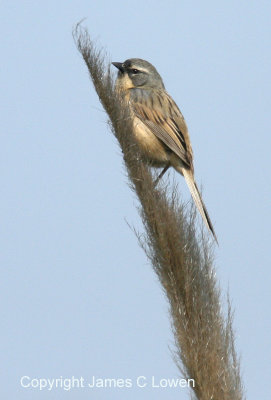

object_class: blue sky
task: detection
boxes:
[1,1,271,399]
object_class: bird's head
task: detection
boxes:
[112,58,165,90]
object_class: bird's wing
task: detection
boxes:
[130,88,193,169]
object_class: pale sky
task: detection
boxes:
[1,1,271,399]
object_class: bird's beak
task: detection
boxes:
[112,62,124,73]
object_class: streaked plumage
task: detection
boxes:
[112,58,217,242]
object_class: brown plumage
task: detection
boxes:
[112,58,217,242]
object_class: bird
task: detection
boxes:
[112,58,217,242]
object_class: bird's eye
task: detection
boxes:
[132,69,140,74]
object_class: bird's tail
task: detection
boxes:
[181,168,218,243]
